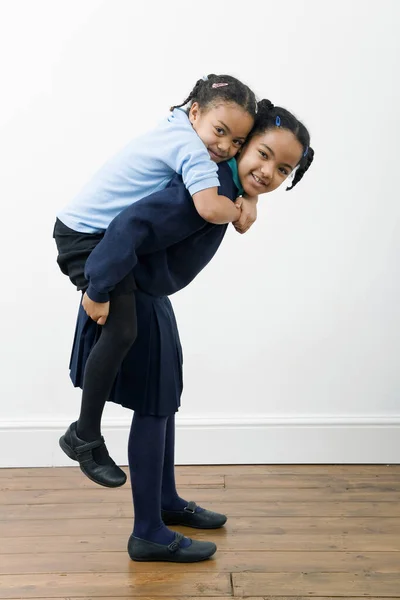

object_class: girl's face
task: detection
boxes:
[189,101,254,163]
[237,129,304,196]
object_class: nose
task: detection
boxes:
[260,164,273,181]
[217,140,230,154]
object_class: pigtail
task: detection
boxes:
[286,147,314,190]
[257,99,274,113]
[170,78,204,111]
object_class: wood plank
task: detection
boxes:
[0,502,132,520]
[232,571,400,596]
[3,473,400,492]
[1,533,400,554]
[3,499,400,520]
[0,572,231,599]
[0,474,224,491]
[1,486,399,505]
[225,473,400,489]
[3,597,395,600]
[1,464,399,476]
[177,464,400,475]
[2,516,400,538]
[0,467,121,477]
[0,598,231,600]
[0,534,126,554]
[221,515,400,534]
[1,550,399,575]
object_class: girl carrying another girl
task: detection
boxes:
[63,99,314,562]
[54,74,259,487]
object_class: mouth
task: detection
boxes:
[251,172,268,189]
[208,149,227,161]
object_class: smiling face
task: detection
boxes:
[237,128,304,195]
[189,101,254,163]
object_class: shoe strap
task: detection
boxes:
[168,532,185,553]
[75,436,105,456]
[184,501,197,514]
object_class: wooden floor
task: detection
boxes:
[0,465,399,599]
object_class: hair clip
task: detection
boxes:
[303,146,309,157]
[202,75,209,81]
[275,116,281,127]
[212,82,229,88]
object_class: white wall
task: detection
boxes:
[1,0,399,465]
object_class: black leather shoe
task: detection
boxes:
[59,422,127,488]
[128,532,216,562]
[161,501,227,529]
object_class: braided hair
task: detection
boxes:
[170,74,257,120]
[249,99,314,190]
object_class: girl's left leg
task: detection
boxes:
[161,414,227,529]
[161,414,189,511]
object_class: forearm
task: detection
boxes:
[192,187,240,224]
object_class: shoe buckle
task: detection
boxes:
[168,540,180,553]
[184,502,196,514]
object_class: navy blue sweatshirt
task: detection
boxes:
[84,161,238,301]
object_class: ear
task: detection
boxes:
[188,101,200,125]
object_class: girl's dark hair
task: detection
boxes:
[170,74,257,119]
[249,99,314,190]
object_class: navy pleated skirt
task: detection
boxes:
[69,290,183,415]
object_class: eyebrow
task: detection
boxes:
[217,120,246,140]
[260,143,294,171]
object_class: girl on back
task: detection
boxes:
[54,74,258,488]
[65,99,314,563]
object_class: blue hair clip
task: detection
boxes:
[303,146,309,157]
[275,116,281,127]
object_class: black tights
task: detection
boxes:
[53,218,137,453]
[76,282,137,453]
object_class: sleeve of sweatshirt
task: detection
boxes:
[84,178,207,303]
[161,112,220,196]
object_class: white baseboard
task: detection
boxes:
[0,415,399,467]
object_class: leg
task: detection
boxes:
[77,281,137,446]
[161,414,227,529]
[161,414,190,511]
[59,277,137,487]
[129,413,189,545]
[127,412,217,563]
